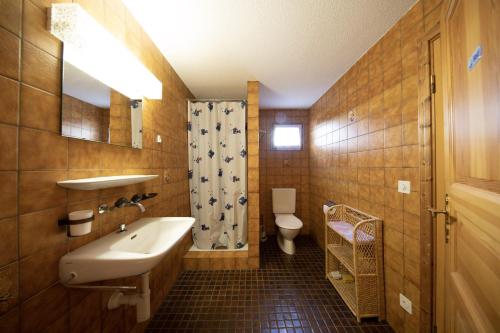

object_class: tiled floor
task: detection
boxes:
[147,236,393,333]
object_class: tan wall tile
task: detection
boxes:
[403,121,419,145]
[0,307,19,333]
[20,84,60,133]
[247,256,259,269]
[0,172,17,219]
[384,125,402,148]
[0,27,20,80]
[0,0,21,36]
[23,0,62,58]
[0,76,19,125]
[21,42,61,95]
[369,110,384,133]
[69,292,101,333]
[384,147,403,167]
[19,171,67,214]
[0,263,18,316]
[19,206,67,258]
[404,190,420,215]
[370,168,385,186]
[402,144,419,167]
[19,242,66,301]
[19,127,68,170]
[369,149,384,167]
[42,313,69,333]
[235,257,248,269]
[0,218,18,267]
[68,139,103,170]
[21,284,69,333]
[0,124,17,171]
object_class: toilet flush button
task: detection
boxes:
[398,180,411,194]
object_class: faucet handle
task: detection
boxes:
[130,194,143,203]
[142,193,158,200]
[130,193,158,203]
[114,197,129,208]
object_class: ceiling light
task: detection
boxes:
[48,3,162,100]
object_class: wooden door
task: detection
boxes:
[440,0,500,332]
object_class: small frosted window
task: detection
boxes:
[272,124,303,150]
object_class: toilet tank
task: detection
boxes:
[272,188,296,214]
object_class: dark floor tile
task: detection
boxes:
[147,236,393,333]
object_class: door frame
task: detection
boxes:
[417,23,442,332]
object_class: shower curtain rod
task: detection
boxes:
[188,98,247,102]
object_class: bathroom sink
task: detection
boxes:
[60,217,195,284]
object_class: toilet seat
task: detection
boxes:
[275,214,303,229]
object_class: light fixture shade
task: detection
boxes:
[48,3,162,100]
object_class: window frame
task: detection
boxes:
[270,123,304,151]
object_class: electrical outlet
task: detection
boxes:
[399,293,412,314]
[398,180,411,194]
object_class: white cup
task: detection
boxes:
[68,209,93,236]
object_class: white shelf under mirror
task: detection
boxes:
[57,175,159,190]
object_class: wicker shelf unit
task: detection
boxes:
[324,204,385,322]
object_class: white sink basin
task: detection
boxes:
[60,217,194,284]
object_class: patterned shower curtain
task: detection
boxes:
[188,101,247,249]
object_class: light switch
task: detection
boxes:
[398,180,411,194]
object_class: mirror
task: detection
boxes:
[61,52,143,149]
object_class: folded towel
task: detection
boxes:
[329,271,342,280]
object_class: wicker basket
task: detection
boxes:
[324,204,385,322]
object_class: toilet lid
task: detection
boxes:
[275,214,303,229]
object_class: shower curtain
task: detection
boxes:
[188,101,247,249]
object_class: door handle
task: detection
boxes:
[428,206,454,243]
[428,208,448,218]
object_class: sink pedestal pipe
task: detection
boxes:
[108,272,151,322]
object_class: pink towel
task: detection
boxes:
[328,221,374,243]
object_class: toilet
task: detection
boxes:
[272,188,303,255]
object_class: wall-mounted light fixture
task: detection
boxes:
[48,3,162,100]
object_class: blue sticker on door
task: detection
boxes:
[467,46,482,71]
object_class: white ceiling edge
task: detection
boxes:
[124,0,416,109]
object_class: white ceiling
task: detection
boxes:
[124,0,415,108]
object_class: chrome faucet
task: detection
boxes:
[113,196,146,213]
[117,223,127,233]
[98,193,157,215]
[128,201,146,213]
[129,194,146,213]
